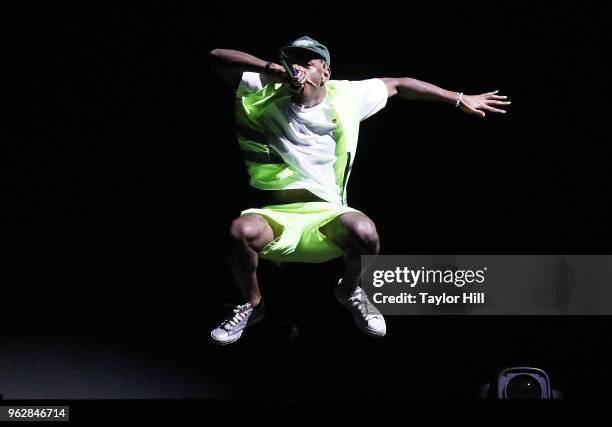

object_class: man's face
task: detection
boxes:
[287,51,331,99]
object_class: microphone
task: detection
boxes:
[278,48,317,90]
[279,48,303,94]
[278,48,298,77]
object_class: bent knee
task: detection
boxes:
[351,219,380,250]
[229,216,262,242]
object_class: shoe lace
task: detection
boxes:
[348,289,378,321]
[221,304,251,330]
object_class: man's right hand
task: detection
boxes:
[265,63,317,93]
[293,69,317,88]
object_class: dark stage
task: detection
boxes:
[8,3,611,405]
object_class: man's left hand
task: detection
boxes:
[459,90,511,118]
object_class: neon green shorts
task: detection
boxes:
[241,201,360,263]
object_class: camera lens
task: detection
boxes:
[505,374,543,399]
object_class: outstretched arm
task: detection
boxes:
[381,77,510,118]
[209,49,284,89]
[209,49,315,92]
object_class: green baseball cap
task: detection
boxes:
[280,36,331,65]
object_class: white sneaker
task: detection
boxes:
[335,280,386,337]
[210,300,265,345]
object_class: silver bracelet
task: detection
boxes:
[455,92,464,107]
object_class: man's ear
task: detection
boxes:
[322,62,331,85]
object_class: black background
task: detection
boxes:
[8,3,611,400]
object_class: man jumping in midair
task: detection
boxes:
[209,36,510,345]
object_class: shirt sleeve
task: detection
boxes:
[236,72,264,98]
[347,78,389,121]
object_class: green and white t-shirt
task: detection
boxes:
[236,72,388,204]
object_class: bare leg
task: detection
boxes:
[226,213,276,307]
[319,212,380,296]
